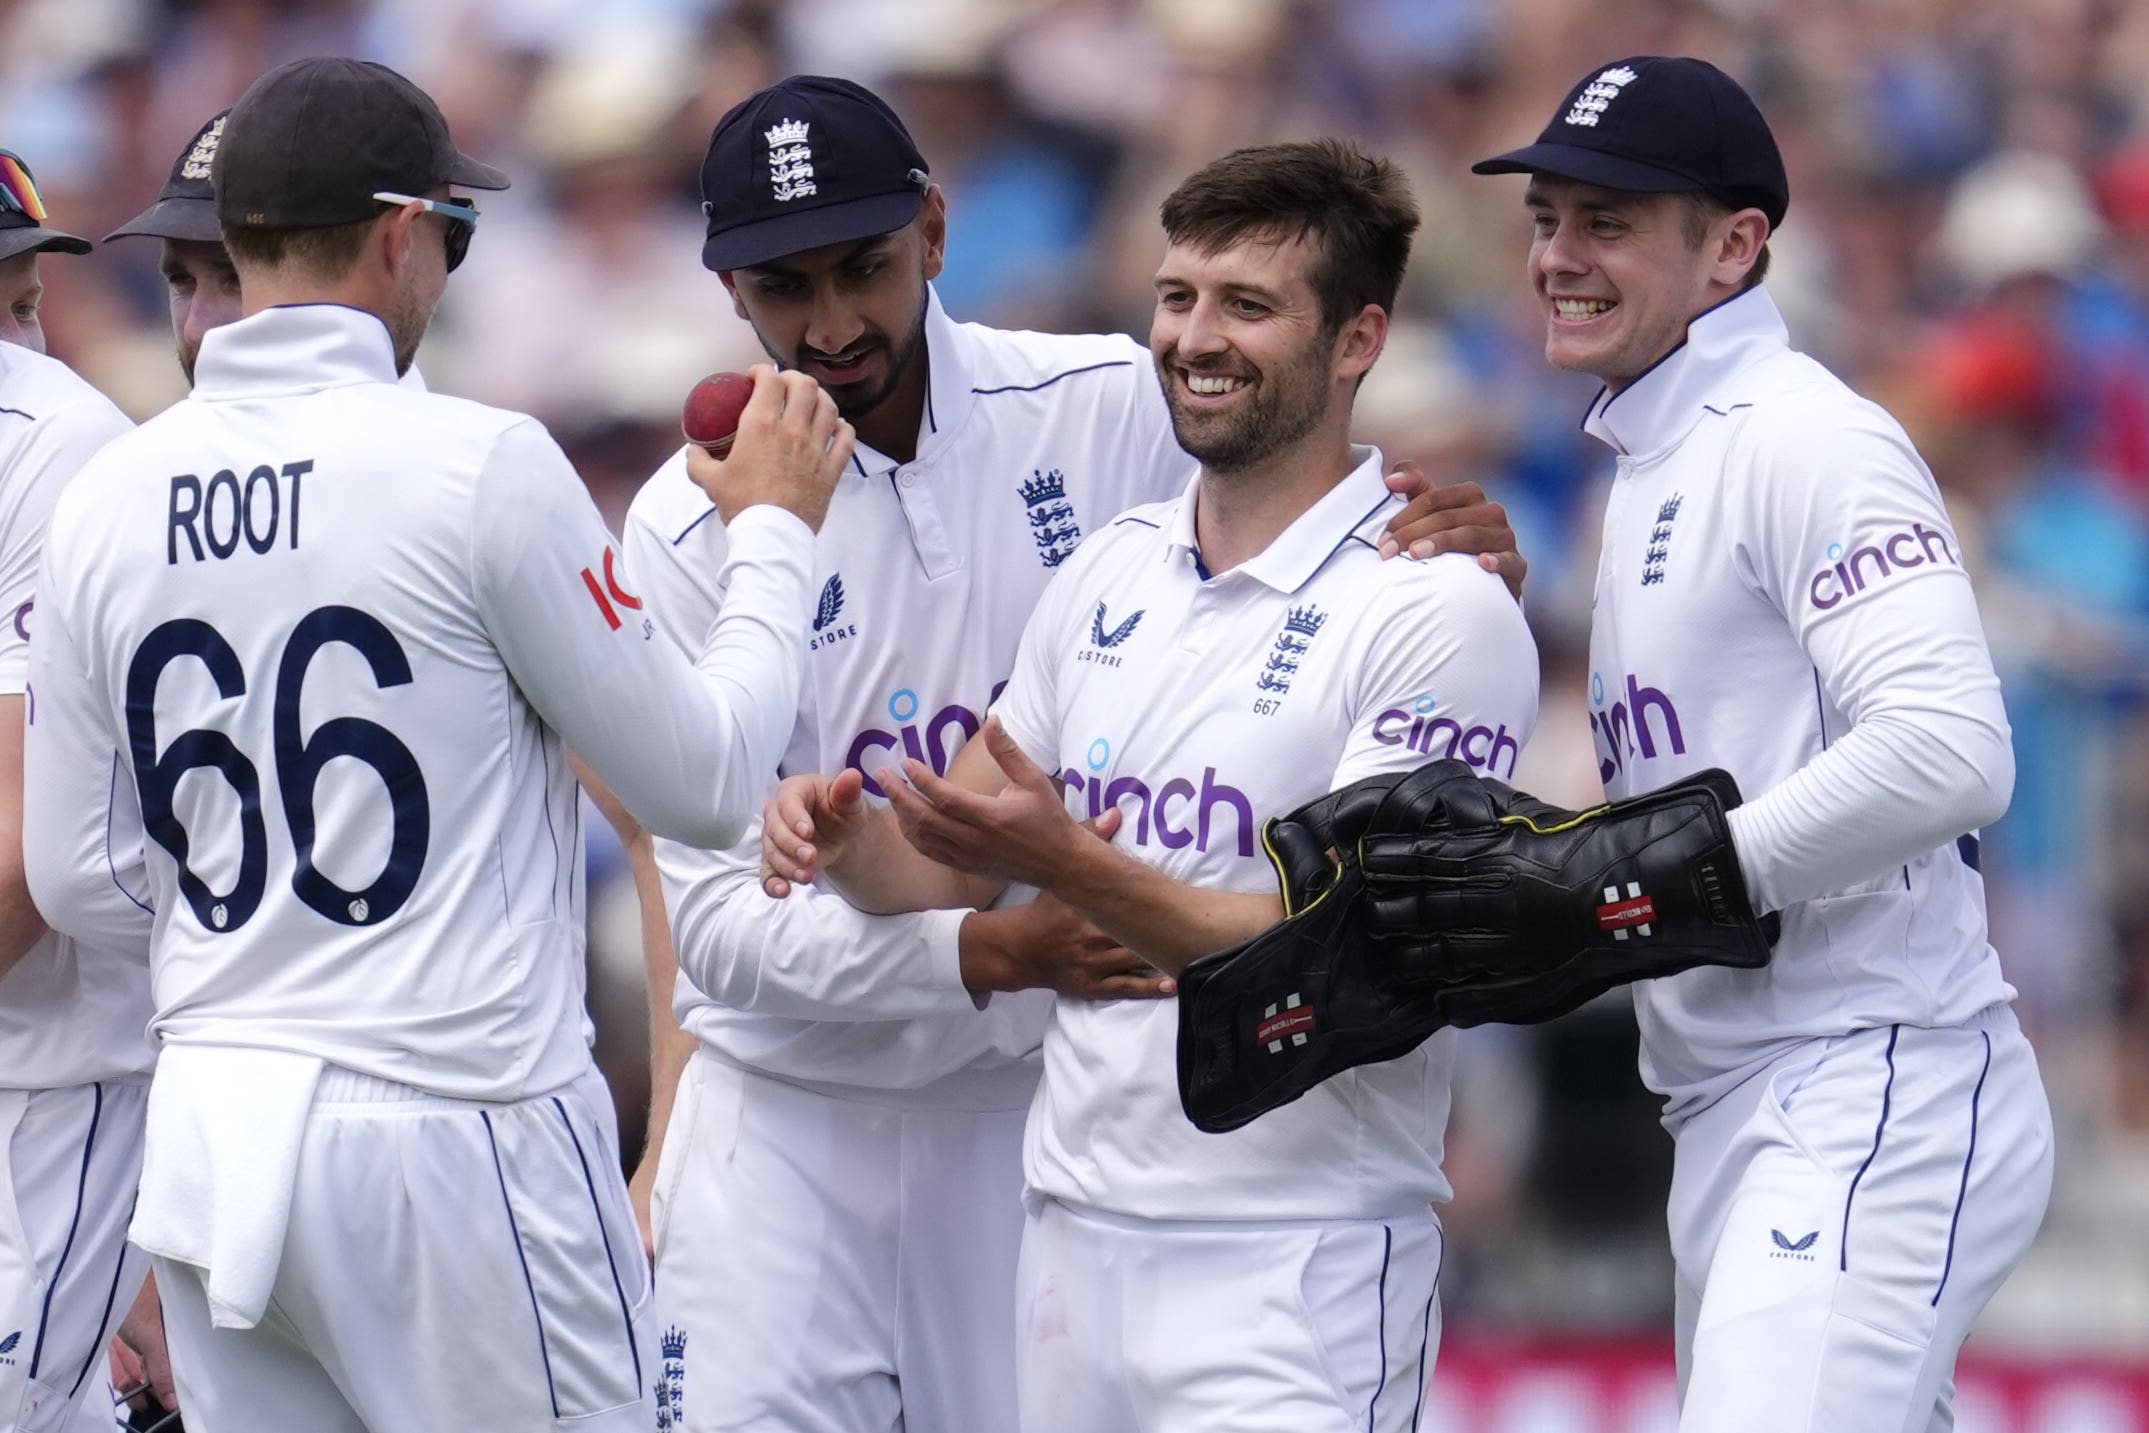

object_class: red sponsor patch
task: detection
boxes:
[1255,1008,1316,1047]
[1596,895,1655,931]
[580,548,644,631]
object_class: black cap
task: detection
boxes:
[1472,56,1788,230]
[216,57,509,230]
[699,75,930,272]
[106,110,230,244]
[0,149,90,261]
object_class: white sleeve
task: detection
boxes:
[0,397,131,693]
[473,421,813,850]
[620,472,981,1020]
[1332,557,1541,790]
[1726,406,2012,912]
[22,559,156,950]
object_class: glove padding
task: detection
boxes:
[1174,769,1433,1135]
[1356,760,1777,1026]
[1175,760,1776,1134]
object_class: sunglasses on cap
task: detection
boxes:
[0,150,53,223]
[373,191,479,272]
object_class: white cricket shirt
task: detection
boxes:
[626,288,1195,1106]
[24,304,816,1101]
[0,342,153,1089]
[995,449,1539,1221]
[1582,287,2017,1117]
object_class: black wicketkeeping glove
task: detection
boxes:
[1176,760,1778,1134]
[1355,760,1777,1027]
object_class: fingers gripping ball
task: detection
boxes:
[681,371,755,456]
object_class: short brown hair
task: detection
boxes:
[1160,139,1420,333]
[221,216,378,278]
[1678,192,1771,290]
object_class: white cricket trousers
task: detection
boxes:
[648,1049,1030,1433]
[1670,1003,2052,1432]
[0,1081,148,1433]
[156,1064,650,1432]
[1016,1197,1444,1433]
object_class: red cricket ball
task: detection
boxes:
[682,371,754,456]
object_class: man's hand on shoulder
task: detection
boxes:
[1379,461,1527,600]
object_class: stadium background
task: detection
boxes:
[7,0,2149,1426]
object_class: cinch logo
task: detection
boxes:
[0,1328,17,1364]
[1370,694,1521,779]
[1589,671,1686,785]
[1807,524,1959,610]
[843,684,1005,798]
[10,600,27,642]
[1056,736,1255,857]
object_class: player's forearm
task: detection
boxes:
[629,836,696,1145]
[663,834,980,1020]
[1046,840,1282,977]
[824,807,1001,915]
[1729,700,2011,912]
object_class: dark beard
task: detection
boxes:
[1159,343,1329,474]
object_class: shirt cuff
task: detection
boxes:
[921,905,988,1011]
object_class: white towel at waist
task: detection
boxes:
[129,1044,322,1330]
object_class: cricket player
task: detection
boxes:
[105,111,239,387]
[761,137,1539,1433]
[22,57,849,1432]
[1459,56,2055,1430]
[623,77,1522,1432]
[0,151,154,1433]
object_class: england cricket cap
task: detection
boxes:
[216,57,509,231]
[698,74,930,272]
[1472,56,1789,230]
[0,150,91,261]
[106,110,231,244]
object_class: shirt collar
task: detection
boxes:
[1580,285,1789,458]
[1164,444,1393,593]
[192,304,400,399]
[846,284,977,476]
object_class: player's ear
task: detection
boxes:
[918,185,947,283]
[378,203,422,282]
[1711,208,1770,289]
[1334,302,1387,385]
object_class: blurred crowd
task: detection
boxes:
[7,0,2149,1360]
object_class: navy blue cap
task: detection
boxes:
[0,149,90,261]
[107,110,230,244]
[218,58,509,230]
[699,75,930,272]
[1473,56,1788,229]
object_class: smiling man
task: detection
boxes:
[619,78,1528,1433]
[757,138,1538,1433]
[1468,56,2054,1432]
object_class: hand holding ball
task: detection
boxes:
[681,371,756,456]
